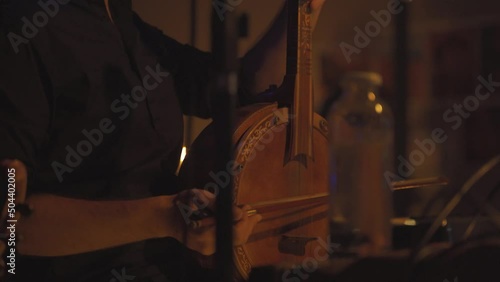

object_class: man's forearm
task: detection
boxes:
[17,194,183,256]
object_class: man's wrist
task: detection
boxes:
[147,195,185,242]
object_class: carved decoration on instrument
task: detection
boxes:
[233,111,286,281]
[234,245,253,281]
[239,118,277,164]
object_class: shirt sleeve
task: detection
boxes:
[0,26,51,174]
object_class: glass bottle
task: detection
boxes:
[328,72,394,256]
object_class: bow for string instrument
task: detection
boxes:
[179,0,330,279]
[187,176,450,229]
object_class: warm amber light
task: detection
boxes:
[176,146,188,175]
[368,92,376,101]
[375,103,383,114]
[180,146,187,164]
[404,219,417,226]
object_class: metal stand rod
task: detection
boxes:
[394,2,409,171]
[185,0,197,148]
[211,2,239,281]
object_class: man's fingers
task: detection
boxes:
[233,207,262,246]
[1,159,27,178]
[1,159,28,199]
[1,159,29,232]
[246,213,262,230]
[176,189,216,212]
[190,189,216,211]
[240,205,252,212]
[252,214,263,224]
[233,206,243,221]
[234,204,252,221]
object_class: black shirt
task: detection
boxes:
[1,0,236,281]
[1,0,217,199]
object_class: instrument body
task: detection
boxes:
[179,103,329,279]
[180,1,330,278]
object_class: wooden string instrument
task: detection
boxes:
[179,0,330,279]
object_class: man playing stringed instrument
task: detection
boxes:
[0,0,326,281]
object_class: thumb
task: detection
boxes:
[249,214,263,226]
[1,159,28,182]
[1,159,28,215]
[245,213,262,233]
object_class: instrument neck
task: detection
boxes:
[286,0,313,79]
[286,0,314,163]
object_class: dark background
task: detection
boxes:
[133,0,500,222]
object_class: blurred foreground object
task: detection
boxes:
[328,72,395,256]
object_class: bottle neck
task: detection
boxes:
[341,82,378,102]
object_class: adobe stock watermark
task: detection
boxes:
[8,0,70,54]
[110,268,135,282]
[339,0,406,63]
[385,74,499,184]
[51,63,170,182]
[281,236,340,282]
[177,110,296,225]
[213,0,244,21]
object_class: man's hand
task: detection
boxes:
[0,159,28,223]
[0,159,28,277]
[1,159,28,195]
[174,189,262,256]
